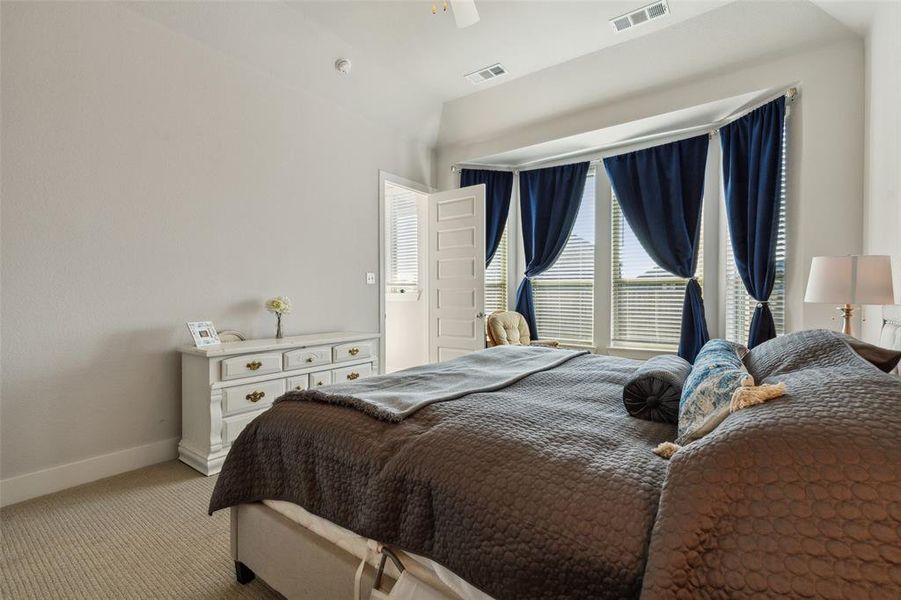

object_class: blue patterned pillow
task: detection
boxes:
[677,339,752,445]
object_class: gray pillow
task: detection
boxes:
[744,329,825,382]
[745,329,901,382]
[623,355,692,423]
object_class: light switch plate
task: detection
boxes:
[366,272,376,285]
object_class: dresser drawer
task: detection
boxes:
[222,379,285,415]
[310,370,332,388]
[333,363,373,383]
[333,341,374,363]
[284,346,332,370]
[287,374,309,392]
[222,410,262,445]
[221,353,282,381]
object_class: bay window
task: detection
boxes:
[611,195,703,349]
[531,170,596,345]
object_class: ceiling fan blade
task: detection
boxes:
[450,0,480,28]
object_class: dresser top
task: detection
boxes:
[179,331,381,357]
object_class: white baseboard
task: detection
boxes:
[0,437,179,507]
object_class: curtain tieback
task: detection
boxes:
[756,301,769,308]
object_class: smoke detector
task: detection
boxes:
[335,58,352,75]
[610,0,669,33]
[464,63,508,85]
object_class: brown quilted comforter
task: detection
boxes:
[210,352,673,598]
[642,330,901,599]
[210,330,901,599]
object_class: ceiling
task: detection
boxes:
[467,86,780,167]
[124,1,861,148]
[293,0,734,102]
[809,0,881,34]
[437,0,856,146]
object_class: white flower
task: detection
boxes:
[265,296,292,315]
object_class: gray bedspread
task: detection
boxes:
[211,353,673,599]
[210,330,901,599]
[277,345,587,422]
[641,330,901,598]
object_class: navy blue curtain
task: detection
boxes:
[603,135,710,362]
[460,169,514,267]
[721,97,785,348]
[515,162,590,338]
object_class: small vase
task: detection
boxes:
[275,313,283,339]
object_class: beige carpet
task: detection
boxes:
[0,461,282,599]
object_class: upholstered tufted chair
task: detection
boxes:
[486,311,560,348]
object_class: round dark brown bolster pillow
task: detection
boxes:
[622,354,692,423]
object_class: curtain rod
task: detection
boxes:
[451,85,798,173]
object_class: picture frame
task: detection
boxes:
[187,321,221,348]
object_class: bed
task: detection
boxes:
[210,324,901,599]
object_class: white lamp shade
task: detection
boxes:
[805,255,896,305]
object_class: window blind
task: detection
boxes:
[532,171,596,345]
[386,183,419,287]
[485,227,508,314]
[611,193,704,349]
[724,120,788,344]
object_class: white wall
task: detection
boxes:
[0,2,431,502]
[861,3,901,343]
[436,38,866,340]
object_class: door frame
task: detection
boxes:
[378,170,433,373]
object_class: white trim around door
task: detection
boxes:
[378,171,433,373]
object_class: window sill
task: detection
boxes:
[604,344,677,359]
[555,342,596,352]
[386,286,421,301]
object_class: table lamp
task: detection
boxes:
[804,255,896,337]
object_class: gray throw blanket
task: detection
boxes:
[277,345,587,422]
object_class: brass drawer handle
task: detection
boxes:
[316,381,324,386]
[306,356,315,363]
[245,390,265,403]
[348,347,360,356]
[347,372,360,381]
[295,386,304,391]
[246,360,263,371]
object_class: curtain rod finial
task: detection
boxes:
[786,87,798,102]
[451,165,457,172]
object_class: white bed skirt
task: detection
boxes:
[262,500,494,600]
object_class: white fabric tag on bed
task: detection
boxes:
[387,571,453,600]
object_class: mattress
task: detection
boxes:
[263,499,494,600]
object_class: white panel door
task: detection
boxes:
[428,185,486,362]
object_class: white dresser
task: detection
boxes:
[178,332,380,475]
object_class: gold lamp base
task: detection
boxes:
[838,303,854,337]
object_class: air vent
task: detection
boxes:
[612,16,632,32]
[464,63,508,85]
[610,0,669,33]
